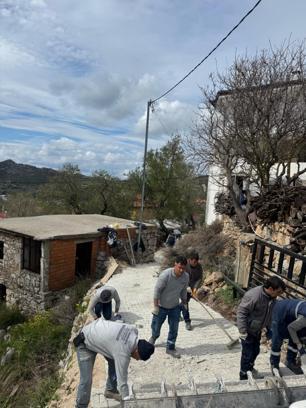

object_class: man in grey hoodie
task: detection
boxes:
[75,319,154,407]
[149,255,189,359]
[237,276,285,380]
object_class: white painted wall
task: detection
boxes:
[205,162,306,225]
[205,165,224,225]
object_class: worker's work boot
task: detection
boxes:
[251,368,264,379]
[104,389,121,401]
[166,348,181,359]
[185,321,192,331]
[148,336,156,345]
[285,361,303,375]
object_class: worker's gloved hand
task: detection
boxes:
[187,287,192,294]
[239,332,248,342]
[152,306,160,316]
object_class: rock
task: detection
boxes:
[214,287,223,293]
[204,272,224,286]
[196,287,209,301]
[1,347,15,366]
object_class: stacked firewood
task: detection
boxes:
[214,192,235,216]
[251,186,306,254]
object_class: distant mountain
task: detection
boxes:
[0,160,58,194]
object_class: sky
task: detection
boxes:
[0,0,306,176]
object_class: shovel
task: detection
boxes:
[191,294,239,349]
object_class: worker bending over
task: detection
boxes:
[237,276,285,380]
[74,319,154,406]
[88,285,120,320]
[270,298,306,374]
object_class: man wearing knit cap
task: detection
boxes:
[88,285,121,320]
[74,319,154,407]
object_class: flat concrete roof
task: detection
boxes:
[0,214,148,240]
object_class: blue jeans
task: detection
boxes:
[76,344,117,408]
[240,333,261,378]
[94,301,112,320]
[151,305,180,350]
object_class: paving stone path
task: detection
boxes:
[91,262,272,407]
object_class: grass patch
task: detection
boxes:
[0,311,70,408]
[0,303,26,330]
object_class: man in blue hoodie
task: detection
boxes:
[74,319,154,407]
[270,298,306,374]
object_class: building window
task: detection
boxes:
[22,238,41,274]
[0,241,3,260]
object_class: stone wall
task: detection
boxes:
[0,232,45,314]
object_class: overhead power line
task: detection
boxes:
[152,0,263,104]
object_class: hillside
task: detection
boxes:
[0,160,58,194]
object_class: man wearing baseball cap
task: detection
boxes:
[74,319,155,406]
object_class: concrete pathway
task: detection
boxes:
[91,262,273,407]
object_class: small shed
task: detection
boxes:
[0,214,157,314]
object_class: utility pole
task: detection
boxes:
[137,100,152,255]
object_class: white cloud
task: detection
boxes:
[0,0,306,174]
[135,100,195,138]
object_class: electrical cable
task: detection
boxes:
[152,0,263,103]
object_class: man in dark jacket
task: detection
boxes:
[270,299,306,374]
[180,251,203,331]
[237,276,285,380]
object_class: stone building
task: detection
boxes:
[0,214,157,314]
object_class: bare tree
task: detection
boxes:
[187,40,306,226]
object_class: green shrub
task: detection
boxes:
[8,312,70,365]
[215,287,239,307]
[0,304,26,330]
[0,311,70,407]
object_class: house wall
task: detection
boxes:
[205,165,223,225]
[0,225,157,314]
[48,240,76,291]
[0,232,45,314]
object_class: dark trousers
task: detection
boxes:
[180,293,191,322]
[240,333,261,378]
[151,305,180,350]
[94,301,112,320]
[270,320,306,367]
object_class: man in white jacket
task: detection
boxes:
[87,285,120,320]
[75,319,154,407]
